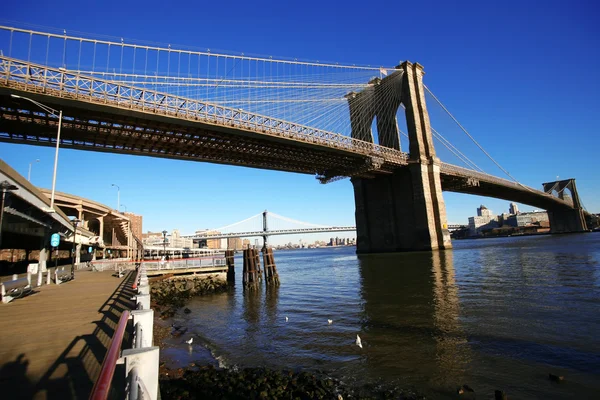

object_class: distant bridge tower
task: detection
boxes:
[542,179,588,232]
[347,61,451,253]
[262,210,268,251]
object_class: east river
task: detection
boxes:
[162,233,600,399]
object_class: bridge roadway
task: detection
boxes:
[185,226,357,240]
[187,225,467,240]
[0,269,134,399]
[0,57,575,213]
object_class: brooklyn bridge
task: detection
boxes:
[0,25,589,253]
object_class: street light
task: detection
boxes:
[71,218,81,279]
[11,94,62,212]
[111,184,120,212]
[0,180,19,247]
[28,159,40,182]
[120,204,127,212]
[162,230,168,259]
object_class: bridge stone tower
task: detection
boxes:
[542,179,588,232]
[348,61,452,253]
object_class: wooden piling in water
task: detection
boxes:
[242,248,260,289]
[254,247,263,281]
[225,249,235,283]
[262,248,280,285]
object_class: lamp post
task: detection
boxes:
[162,230,167,259]
[71,218,81,279]
[28,159,40,182]
[0,180,19,247]
[11,95,62,211]
[120,204,127,213]
[111,184,120,212]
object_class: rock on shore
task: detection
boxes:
[160,366,425,400]
[150,274,227,318]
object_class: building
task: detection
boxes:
[509,203,519,215]
[169,229,193,248]
[142,231,165,246]
[194,230,224,249]
[506,211,549,227]
[227,237,243,250]
[124,212,143,241]
[242,239,251,248]
[469,205,497,236]
[477,205,493,218]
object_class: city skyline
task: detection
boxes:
[1,0,598,237]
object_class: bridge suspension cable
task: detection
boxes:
[0,24,398,141]
[423,84,531,189]
[208,212,264,233]
[267,212,329,229]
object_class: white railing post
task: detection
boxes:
[133,294,150,310]
[131,309,154,348]
[120,347,159,400]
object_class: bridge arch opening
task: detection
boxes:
[370,119,379,145]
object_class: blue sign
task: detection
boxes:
[50,233,60,247]
[88,246,93,253]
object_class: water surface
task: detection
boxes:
[163,233,600,399]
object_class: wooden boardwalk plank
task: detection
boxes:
[0,269,136,399]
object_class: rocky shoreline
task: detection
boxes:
[159,365,425,400]
[150,273,228,319]
[150,274,425,400]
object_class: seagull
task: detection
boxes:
[457,384,475,394]
[328,319,333,325]
[285,317,289,322]
[185,338,193,345]
[356,334,362,349]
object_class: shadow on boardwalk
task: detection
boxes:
[0,270,136,400]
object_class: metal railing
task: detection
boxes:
[89,264,159,400]
[0,56,410,166]
[144,256,226,271]
[90,310,130,400]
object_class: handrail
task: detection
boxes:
[132,265,142,290]
[89,310,131,400]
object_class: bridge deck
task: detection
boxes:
[0,269,134,399]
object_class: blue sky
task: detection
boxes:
[1,0,599,243]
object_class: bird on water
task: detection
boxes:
[185,338,193,345]
[356,334,362,349]
[457,384,475,395]
[285,316,289,322]
[328,319,333,325]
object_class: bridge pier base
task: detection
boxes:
[548,208,588,233]
[352,162,451,254]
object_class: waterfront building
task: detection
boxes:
[469,205,496,236]
[506,211,550,227]
[227,238,243,250]
[142,231,166,246]
[477,205,493,218]
[194,230,224,249]
[169,229,193,248]
[509,203,519,215]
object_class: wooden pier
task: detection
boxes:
[0,269,135,399]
